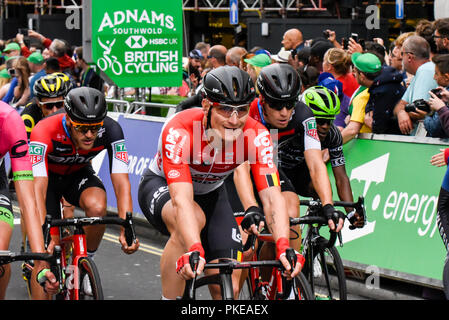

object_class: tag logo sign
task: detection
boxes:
[114,141,129,164]
[29,143,46,165]
[305,119,319,141]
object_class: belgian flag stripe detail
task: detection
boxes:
[266,173,280,187]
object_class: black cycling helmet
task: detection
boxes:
[33,74,68,99]
[256,63,301,105]
[201,65,255,105]
[64,87,107,123]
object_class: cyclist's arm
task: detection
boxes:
[258,186,289,241]
[33,176,48,223]
[233,161,259,210]
[304,148,333,206]
[332,165,354,212]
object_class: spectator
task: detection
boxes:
[74,47,104,92]
[27,52,46,99]
[206,45,227,69]
[0,57,18,102]
[188,49,204,73]
[240,52,255,72]
[194,41,210,69]
[244,53,272,88]
[226,46,247,67]
[434,18,449,54]
[293,46,311,70]
[0,68,11,99]
[323,48,359,98]
[393,35,438,135]
[8,56,31,107]
[317,72,350,129]
[364,64,406,134]
[281,28,305,52]
[416,19,438,58]
[45,57,60,74]
[272,47,291,64]
[2,42,21,59]
[428,54,449,137]
[309,39,334,72]
[341,52,382,143]
[298,65,319,91]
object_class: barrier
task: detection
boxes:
[69,112,449,289]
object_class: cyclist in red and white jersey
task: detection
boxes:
[0,100,59,299]
[138,66,303,300]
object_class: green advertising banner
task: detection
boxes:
[328,136,448,286]
[91,0,183,88]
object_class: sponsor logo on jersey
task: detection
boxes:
[114,141,129,164]
[29,143,46,165]
[167,169,180,179]
[305,119,319,141]
[254,131,274,168]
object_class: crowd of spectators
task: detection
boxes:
[177,17,449,142]
[2,18,449,141]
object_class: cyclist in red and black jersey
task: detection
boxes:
[138,66,303,300]
[29,87,139,298]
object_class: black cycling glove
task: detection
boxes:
[241,206,264,232]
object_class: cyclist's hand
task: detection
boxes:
[241,206,265,236]
[323,204,344,232]
[176,243,206,280]
[119,228,140,254]
[347,209,366,229]
[35,261,59,295]
[276,238,304,279]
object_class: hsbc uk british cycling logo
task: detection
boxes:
[125,35,148,49]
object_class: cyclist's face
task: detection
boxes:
[68,117,100,151]
[316,118,333,140]
[261,96,294,129]
[39,97,65,117]
[202,99,249,145]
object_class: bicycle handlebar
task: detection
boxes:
[0,251,54,265]
[43,212,137,247]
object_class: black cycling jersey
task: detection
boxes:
[20,102,44,141]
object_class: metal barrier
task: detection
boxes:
[106,99,177,117]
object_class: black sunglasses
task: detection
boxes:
[39,100,64,110]
[316,118,333,126]
[267,101,296,111]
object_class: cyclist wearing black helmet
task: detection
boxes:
[29,87,139,297]
[138,66,303,300]
[229,64,345,238]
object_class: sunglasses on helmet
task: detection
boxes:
[39,100,64,110]
[70,119,104,134]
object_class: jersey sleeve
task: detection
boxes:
[300,108,322,151]
[104,117,130,174]
[29,122,51,178]
[4,110,33,181]
[247,124,280,192]
[328,126,346,168]
[161,119,193,186]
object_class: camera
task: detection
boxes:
[290,48,297,59]
[431,88,443,99]
[404,99,431,113]
[18,28,28,36]
[350,33,359,42]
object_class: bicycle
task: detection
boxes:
[298,197,366,300]
[179,249,314,300]
[23,212,137,300]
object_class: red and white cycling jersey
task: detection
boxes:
[149,108,280,195]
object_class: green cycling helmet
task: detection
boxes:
[301,86,340,119]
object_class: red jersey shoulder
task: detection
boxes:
[31,113,66,142]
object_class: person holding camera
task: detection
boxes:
[393,35,438,135]
[427,54,449,138]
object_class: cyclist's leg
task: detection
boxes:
[63,166,107,253]
[197,185,243,299]
[138,172,206,300]
[0,189,13,300]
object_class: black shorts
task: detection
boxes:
[46,165,105,219]
[138,170,242,262]
[223,168,297,214]
[282,164,315,198]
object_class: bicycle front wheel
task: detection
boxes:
[443,256,449,299]
[304,245,347,300]
[292,272,315,300]
[74,257,104,300]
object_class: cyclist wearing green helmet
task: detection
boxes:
[301,85,363,224]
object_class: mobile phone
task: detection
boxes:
[18,28,28,36]
[342,38,348,50]
[351,33,359,43]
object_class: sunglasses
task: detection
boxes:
[70,119,104,134]
[316,118,333,126]
[267,101,296,111]
[210,101,250,118]
[39,100,64,110]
